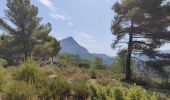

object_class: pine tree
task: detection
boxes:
[0,0,60,64]
[111,0,170,80]
[91,57,104,69]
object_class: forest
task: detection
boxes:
[0,0,169,100]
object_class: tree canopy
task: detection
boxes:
[111,0,170,80]
[0,0,60,65]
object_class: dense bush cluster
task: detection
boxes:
[72,79,90,100]
[3,81,35,100]
[0,58,7,67]
[58,54,90,68]
[90,85,168,100]
[0,59,168,100]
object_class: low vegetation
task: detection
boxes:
[0,58,168,100]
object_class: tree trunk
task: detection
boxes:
[51,50,54,64]
[126,22,133,81]
[23,41,28,60]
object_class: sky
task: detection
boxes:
[0,0,118,56]
[0,0,169,57]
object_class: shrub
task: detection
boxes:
[50,77,71,99]
[64,67,80,77]
[91,69,97,79]
[90,86,111,100]
[150,92,158,100]
[3,81,35,100]
[149,92,169,100]
[0,66,4,91]
[113,86,125,100]
[34,76,53,100]
[97,78,110,86]
[96,78,116,86]
[37,76,70,100]
[154,92,169,100]
[96,87,107,100]
[90,85,98,100]
[3,67,17,85]
[16,58,42,83]
[41,66,61,76]
[126,85,148,100]
[72,79,90,100]
[64,67,90,80]
[72,72,90,81]
[0,58,7,67]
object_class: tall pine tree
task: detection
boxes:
[0,0,60,64]
[111,0,170,80]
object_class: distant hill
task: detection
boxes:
[161,50,170,53]
[59,37,116,65]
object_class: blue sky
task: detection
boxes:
[0,0,169,56]
[0,0,118,56]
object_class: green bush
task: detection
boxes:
[90,85,98,100]
[90,85,170,100]
[72,79,90,100]
[96,87,107,100]
[154,92,169,100]
[113,86,125,100]
[0,66,4,91]
[150,92,158,100]
[148,92,169,100]
[37,76,70,100]
[126,85,148,100]
[91,69,97,79]
[50,77,71,99]
[3,81,35,100]
[34,76,53,100]
[0,58,7,67]
[16,58,42,83]
[90,85,112,100]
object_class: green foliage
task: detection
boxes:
[34,76,53,100]
[0,58,169,100]
[90,69,97,79]
[90,85,98,100]
[0,0,60,64]
[0,66,4,91]
[35,76,52,100]
[111,0,170,80]
[113,86,125,100]
[72,79,90,99]
[91,57,104,69]
[90,85,114,100]
[33,37,61,60]
[50,77,71,99]
[58,54,90,68]
[154,93,168,100]
[0,58,7,67]
[112,50,126,74]
[36,76,70,100]
[126,85,148,100]
[0,60,168,99]
[95,87,108,100]
[16,58,42,83]
[3,81,35,100]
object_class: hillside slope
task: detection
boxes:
[59,37,116,64]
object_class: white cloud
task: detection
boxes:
[77,32,92,39]
[106,0,110,3]
[73,32,100,53]
[49,13,65,20]
[39,0,67,20]
[68,22,73,26]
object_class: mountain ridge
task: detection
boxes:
[59,37,116,65]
